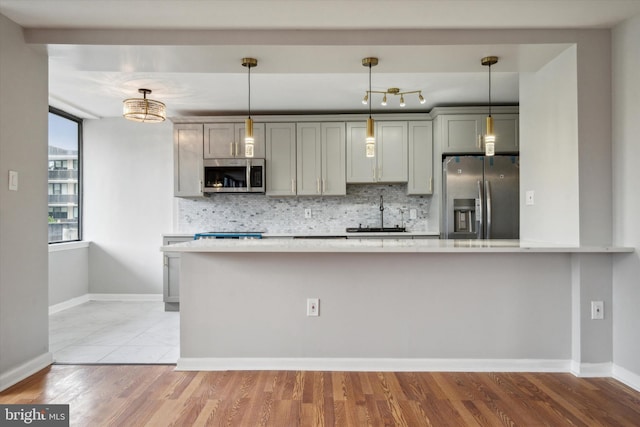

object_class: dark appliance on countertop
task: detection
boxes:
[194,232,263,239]
[442,155,519,239]
[203,158,265,193]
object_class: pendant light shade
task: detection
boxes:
[482,56,498,156]
[123,89,166,123]
[362,57,378,158]
[242,57,258,158]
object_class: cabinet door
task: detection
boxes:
[346,122,375,183]
[376,121,408,182]
[493,114,519,153]
[407,121,433,195]
[440,115,484,154]
[162,235,192,311]
[321,123,346,196]
[296,123,322,195]
[204,123,236,158]
[173,124,204,197]
[266,123,297,196]
[164,253,180,303]
[237,122,266,158]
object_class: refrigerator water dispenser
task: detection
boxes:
[453,199,475,232]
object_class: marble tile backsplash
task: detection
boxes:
[176,184,434,234]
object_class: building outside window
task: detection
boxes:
[48,108,82,243]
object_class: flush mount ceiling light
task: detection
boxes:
[242,57,258,158]
[363,57,378,158]
[482,56,498,156]
[363,87,426,107]
[122,88,166,123]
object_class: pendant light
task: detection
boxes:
[482,56,498,156]
[122,88,166,123]
[362,57,378,158]
[242,57,258,158]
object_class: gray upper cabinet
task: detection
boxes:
[173,123,204,197]
[297,122,346,196]
[204,122,265,158]
[440,114,518,154]
[407,121,433,195]
[266,123,297,196]
[347,121,408,183]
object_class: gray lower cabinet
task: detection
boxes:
[163,235,192,311]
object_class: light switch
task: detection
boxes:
[9,170,18,191]
[525,190,534,206]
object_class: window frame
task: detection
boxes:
[48,106,83,244]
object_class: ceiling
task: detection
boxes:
[2,0,639,119]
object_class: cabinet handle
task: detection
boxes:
[322,179,326,193]
[236,142,240,157]
[317,179,321,194]
[429,176,433,193]
[477,134,482,148]
[230,142,234,156]
[291,179,296,194]
[164,255,168,267]
[199,180,203,193]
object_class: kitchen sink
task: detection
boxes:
[345,226,406,233]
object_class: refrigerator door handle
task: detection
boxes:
[476,180,483,239]
[485,180,492,239]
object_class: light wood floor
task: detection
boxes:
[1,365,640,426]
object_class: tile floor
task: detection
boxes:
[49,301,179,364]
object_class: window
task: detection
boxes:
[48,107,82,243]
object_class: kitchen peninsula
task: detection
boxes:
[162,238,632,375]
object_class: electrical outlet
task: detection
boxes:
[525,190,535,206]
[304,208,312,219]
[591,301,604,320]
[410,209,417,220]
[307,298,319,316]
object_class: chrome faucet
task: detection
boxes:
[379,195,384,228]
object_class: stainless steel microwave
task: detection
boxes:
[203,158,265,193]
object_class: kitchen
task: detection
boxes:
[3,1,640,403]
[65,36,625,373]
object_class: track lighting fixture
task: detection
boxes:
[362,87,426,108]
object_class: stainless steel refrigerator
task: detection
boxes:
[442,155,519,239]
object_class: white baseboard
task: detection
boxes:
[176,357,571,373]
[49,293,163,314]
[570,361,613,377]
[49,294,90,314]
[88,293,162,302]
[612,364,640,392]
[0,352,53,392]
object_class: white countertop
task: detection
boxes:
[161,238,633,254]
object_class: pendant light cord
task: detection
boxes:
[368,63,372,119]
[488,64,492,118]
[248,65,252,119]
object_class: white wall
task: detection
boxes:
[181,252,572,360]
[83,118,173,294]
[48,245,89,306]
[0,13,50,390]
[612,14,640,380]
[519,46,580,244]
